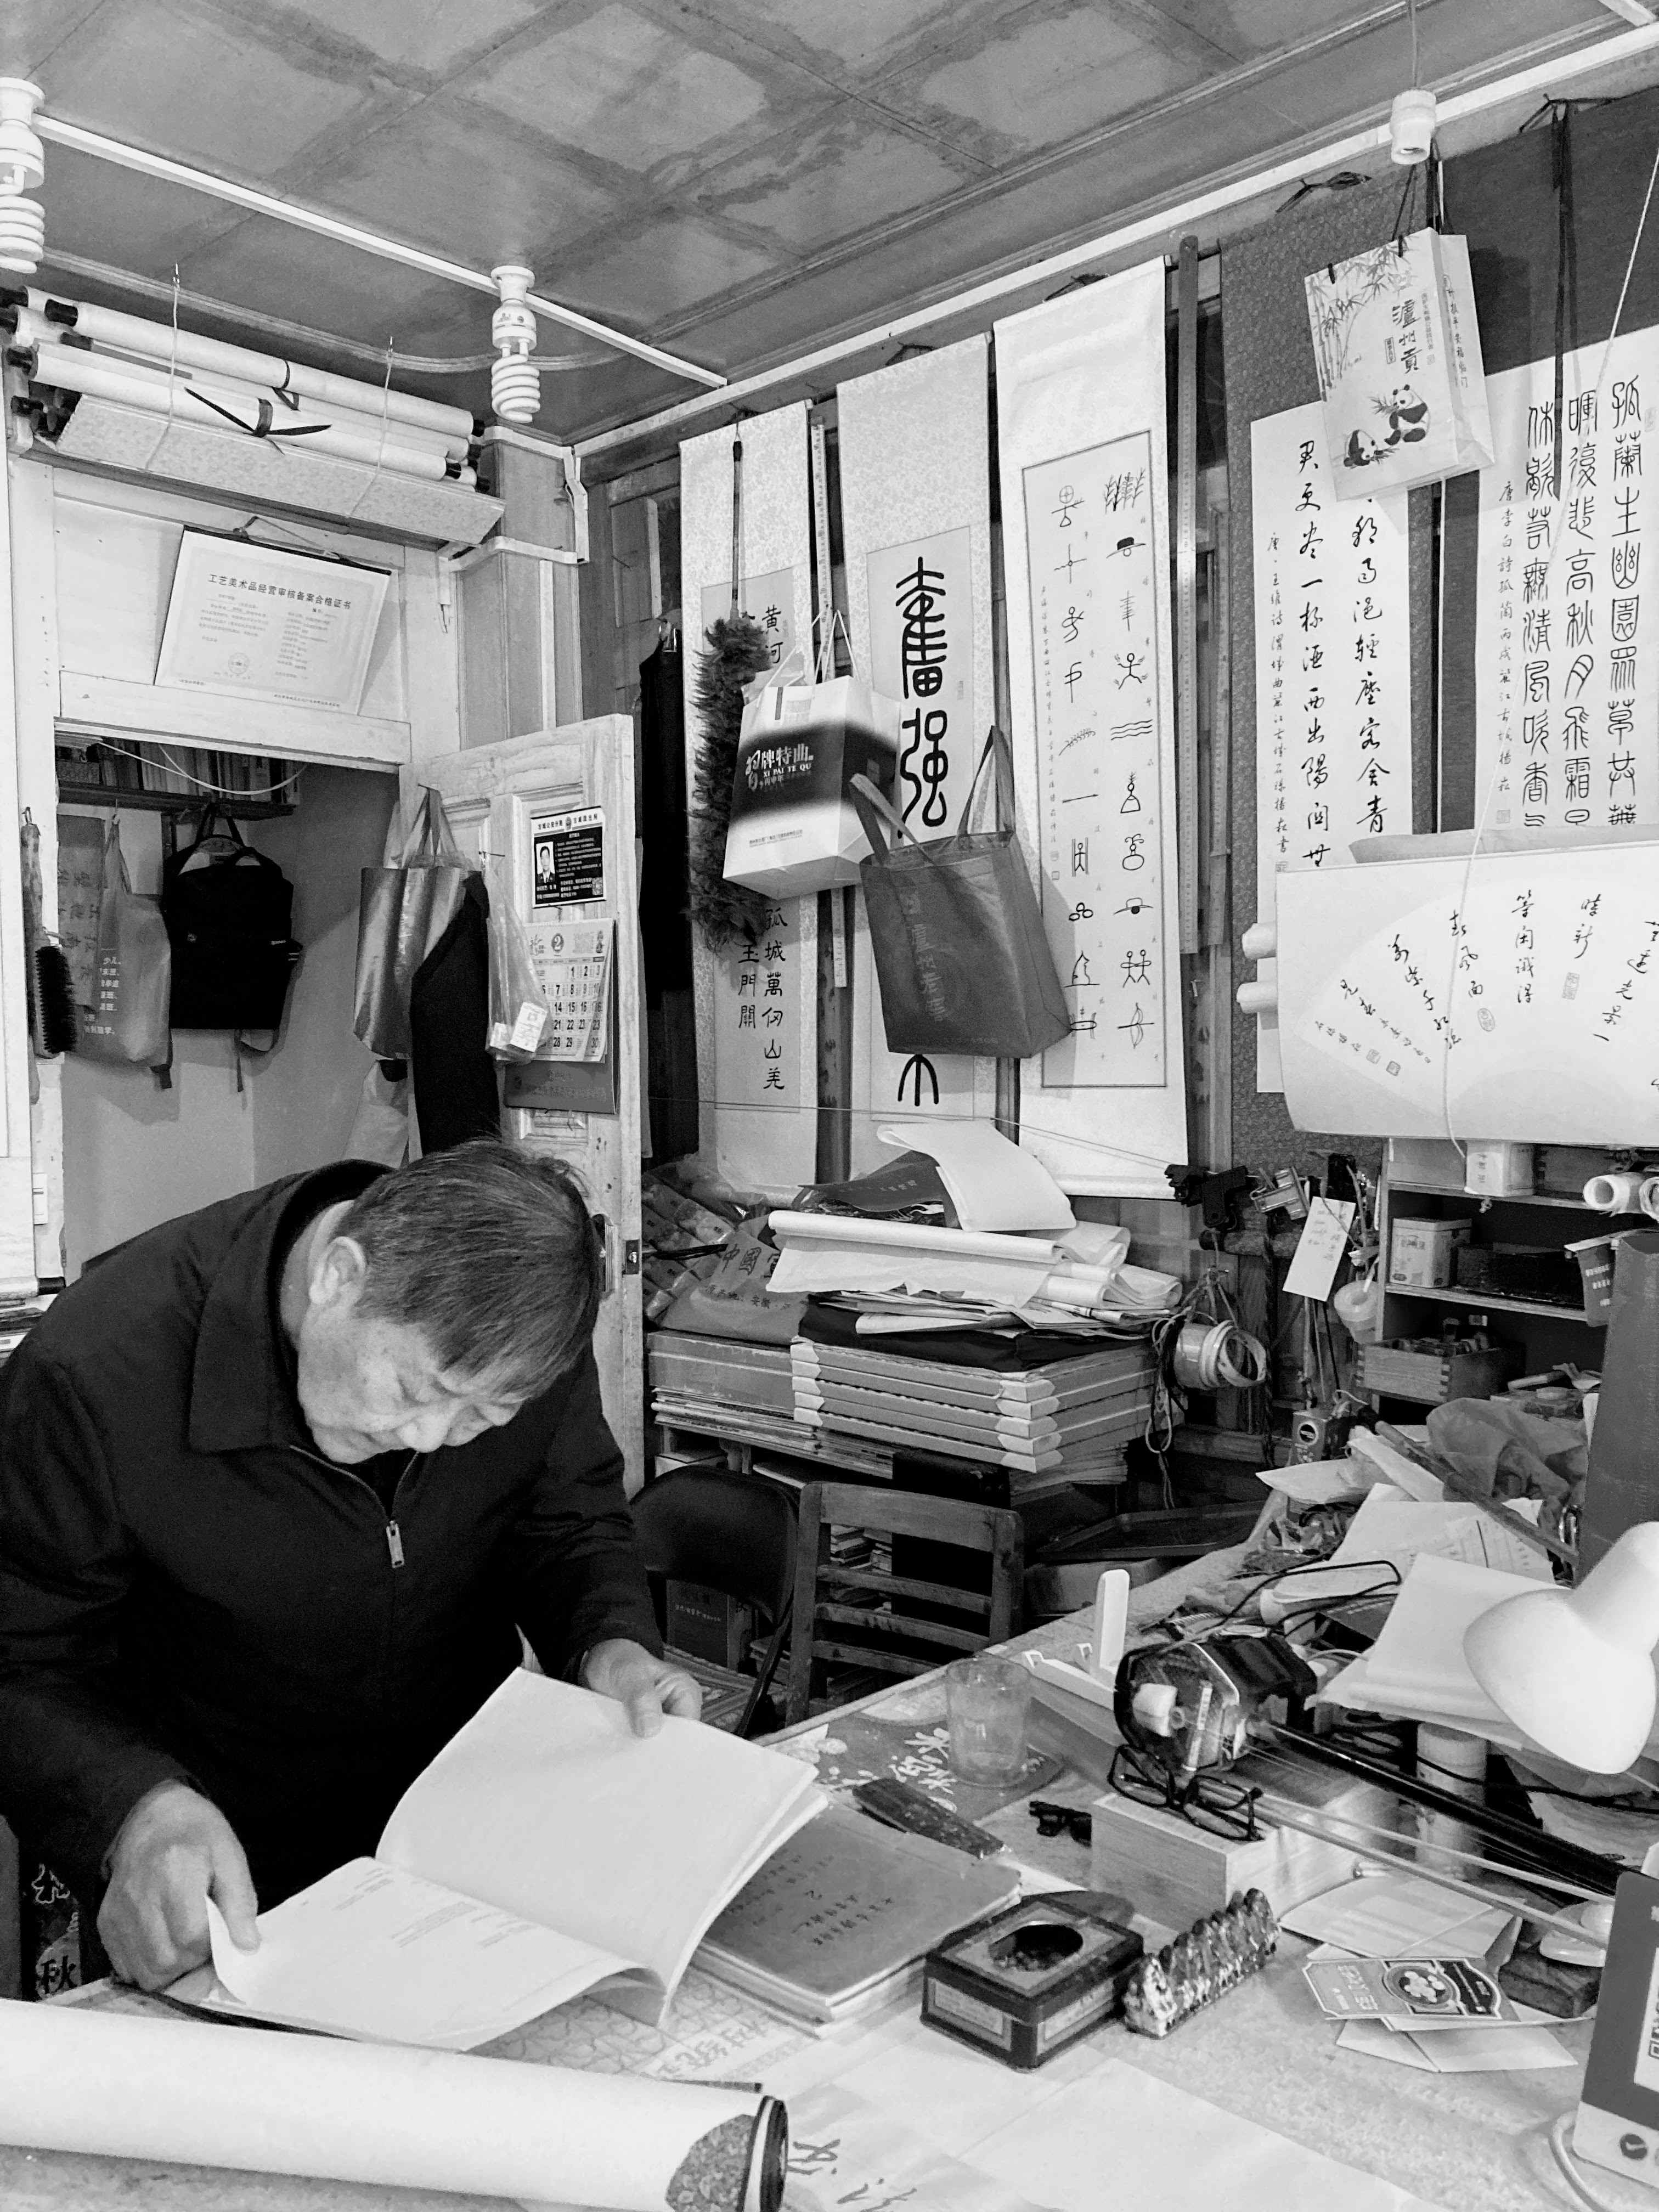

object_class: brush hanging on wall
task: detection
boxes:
[688,424,774,953]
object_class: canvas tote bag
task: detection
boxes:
[77,819,171,1066]
[851,726,1070,1061]
[353,785,471,1060]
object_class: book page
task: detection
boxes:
[200,1860,640,2049]
[377,1671,823,2005]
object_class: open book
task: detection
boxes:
[166,1670,823,2050]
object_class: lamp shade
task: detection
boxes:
[1463,1522,1659,1774]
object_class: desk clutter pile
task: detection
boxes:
[642,1121,1175,1504]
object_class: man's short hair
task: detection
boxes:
[340,1140,601,1396]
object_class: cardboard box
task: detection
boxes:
[1389,1217,1471,1288]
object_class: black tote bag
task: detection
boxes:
[851,727,1070,1061]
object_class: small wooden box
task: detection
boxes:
[1088,1770,1401,1929]
[1358,1339,1522,1405]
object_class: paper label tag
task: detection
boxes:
[510,1001,548,1053]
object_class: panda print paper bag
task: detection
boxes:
[1305,229,1493,498]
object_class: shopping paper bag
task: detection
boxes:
[353,786,471,1059]
[76,820,171,1066]
[852,727,1070,1060]
[1305,228,1492,498]
[723,647,899,899]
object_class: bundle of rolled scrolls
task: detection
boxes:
[1122,1888,1278,2038]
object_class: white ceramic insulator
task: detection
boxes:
[491,352,539,425]
[1240,920,1277,961]
[1236,978,1277,1015]
[0,80,44,195]
[0,195,42,274]
[1640,1176,1659,1224]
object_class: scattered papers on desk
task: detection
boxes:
[785,2083,1046,2212]
[1348,1428,1446,1503]
[1318,1553,1541,1748]
[768,1212,1058,1302]
[1281,1874,1516,1960]
[1258,1481,1551,1623]
[1335,2017,1573,2073]
[1259,1457,1380,1506]
[874,1118,1074,1234]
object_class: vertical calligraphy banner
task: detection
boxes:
[1250,401,1412,1092]
[995,262,1185,1195]
[838,336,997,1167]
[680,405,817,1197]
[1475,329,1659,834]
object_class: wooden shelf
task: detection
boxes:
[1385,1282,1599,1325]
[56,782,294,820]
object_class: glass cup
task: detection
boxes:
[945,1655,1032,1786]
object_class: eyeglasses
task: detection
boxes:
[1108,1744,1263,1842]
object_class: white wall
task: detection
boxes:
[60,768,397,1276]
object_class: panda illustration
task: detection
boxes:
[1344,428,1387,469]
[1381,383,1430,445]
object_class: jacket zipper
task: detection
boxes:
[291,1445,419,1568]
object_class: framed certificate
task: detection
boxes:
[155,531,391,714]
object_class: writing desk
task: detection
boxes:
[4,1605,1611,2212]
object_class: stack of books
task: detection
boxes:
[56,740,297,802]
[789,1334,1156,1499]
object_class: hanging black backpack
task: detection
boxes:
[161,805,302,1034]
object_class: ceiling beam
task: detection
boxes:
[30,112,726,392]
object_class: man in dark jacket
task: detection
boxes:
[0,1139,695,1991]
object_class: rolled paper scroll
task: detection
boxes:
[0,1999,786,2212]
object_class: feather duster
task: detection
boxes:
[689,612,775,953]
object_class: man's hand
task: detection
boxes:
[98,1782,259,1990]
[580,1638,702,1735]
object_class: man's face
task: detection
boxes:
[294,1241,524,1464]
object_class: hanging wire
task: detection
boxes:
[82,737,305,802]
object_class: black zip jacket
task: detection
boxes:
[0,1161,662,1911]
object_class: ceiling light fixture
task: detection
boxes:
[489,265,539,425]
[1390,0,1436,164]
[0,79,45,273]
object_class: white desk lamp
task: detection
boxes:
[1464,1522,1659,1775]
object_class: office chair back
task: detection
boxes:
[631,1466,798,1737]
[786,1480,1023,1726]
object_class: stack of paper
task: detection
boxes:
[790,1338,1156,1494]
[1318,1554,1543,1746]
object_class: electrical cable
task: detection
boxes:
[77,737,305,802]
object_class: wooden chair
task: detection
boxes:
[785,1481,1023,1726]
[631,1466,797,1737]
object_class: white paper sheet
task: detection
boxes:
[1319,1553,1543,1741]
[785,2083,1043,2212]
[205,1862,634,2051]
[1474,326,1659,834]
[1281,1874,1515,1959]
[995,261,1187,1195]
[1336,2017,1572,2073]
[874,1117,1074,1233]
[1260,1482,1552,1622]
[0,1999,775,2212]
[1250,403,1412,1095]
[681,405,819,1196]
[839,336,999,1164]
[1258,1457,1380,1505]
[1283,1196,1357,1299]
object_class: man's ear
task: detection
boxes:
[310,1235,370,1312]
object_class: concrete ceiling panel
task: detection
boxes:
[708,107,978,253]
[309,101,614,270]
[556,212,772,324]
[692,0,980,77]
[178,212,480,351]
[897,4,1209,157]
[2,0,104,78]
[34,140,249,277]
[37,0,376,178]
[279,0,552,76]
[465,2,772,170]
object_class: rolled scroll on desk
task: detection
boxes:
[0,1999,787,2212]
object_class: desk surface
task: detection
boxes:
[2,1598,1621,2212]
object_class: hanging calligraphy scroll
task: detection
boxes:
[1251,401,1412,1092]
[838,337,997,1168]
[995,262,1186,1195]
[680,405,817,1196]
[1475,326,1659,833]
